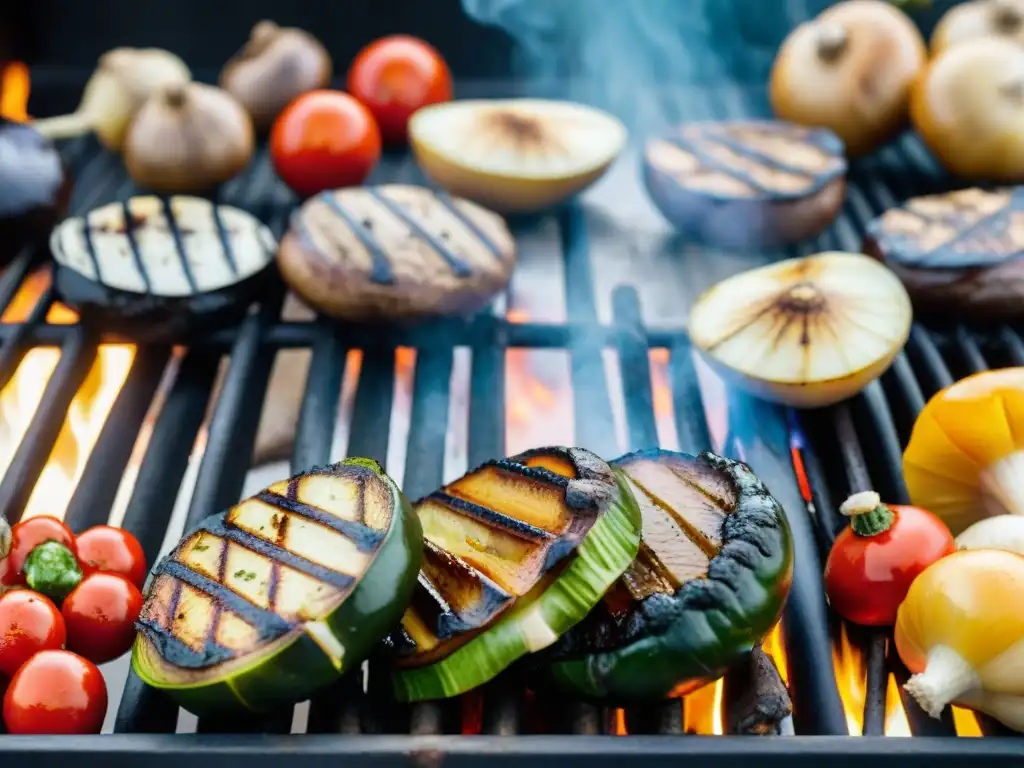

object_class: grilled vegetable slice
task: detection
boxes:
[387,447,642,702]
[544,450,793,703]
[132,458,421,716]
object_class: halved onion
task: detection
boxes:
[688,252,912,408]
[408,99,627,213]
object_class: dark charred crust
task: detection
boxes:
[138,619,237,669]
[489,458,572,489]
[427,492,557,542]
[546,450,791,659]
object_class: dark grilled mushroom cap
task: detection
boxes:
[277,184,515,322]
[864,186,1024,324]
[643,120,846,249]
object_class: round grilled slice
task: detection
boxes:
[276,184,515,322]
[386,446,642,702]
[543,450,793,703]
[643,120,846,249]
[864,186,1024,323]
[50,195,278,341]
[132,458,422,717]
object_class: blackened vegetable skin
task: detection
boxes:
[544,450,793,703]
[0,118,71,266]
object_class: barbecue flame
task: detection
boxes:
[0,66,135,522]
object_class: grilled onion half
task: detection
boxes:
[409,99,627,213]
[545,450,793,703]
[386,447,642,702]
[132,458,421,716]
[689,252,912,408]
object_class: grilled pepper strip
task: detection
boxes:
[544,449,793,703]
[132,458,421,717]
[24,540,83,602]
[388,447,643,702]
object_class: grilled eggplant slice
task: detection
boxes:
[132,458,421,716]
[387,447,642,702]
[50,195,278,342]
[544,450,793,703]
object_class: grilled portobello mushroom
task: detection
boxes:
[387,447,643,702]
[643,120,846,249]
[864,186,1024,324]
[50,195,278,342]
[542,450,793,703]
[132,458,421,716]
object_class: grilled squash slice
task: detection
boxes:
[387,446,643,702]
[544,450,793,702]
[132,458,421,716]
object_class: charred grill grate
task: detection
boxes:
[0,78,1022,764]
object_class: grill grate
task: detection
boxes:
[0,79,1022,764]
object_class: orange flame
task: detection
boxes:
[0,62,30,122]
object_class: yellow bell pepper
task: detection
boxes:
[895,549,1024,732]
[903,367,1024,535]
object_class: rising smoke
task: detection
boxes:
[459,0,832,132]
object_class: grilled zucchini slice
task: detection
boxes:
[544,450,793,702]
[132,458,421,716]
[387,446,642,702]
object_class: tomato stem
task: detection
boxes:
[839,491,895,537]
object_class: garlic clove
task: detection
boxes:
[409,99,627,213]
[124,83,255,194]
[220,21,333,133]
[688,251,912,408]
[33,47,191,152]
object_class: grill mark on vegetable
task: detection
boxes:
[154,559,292,637]
[80,215,104,283]
[206,530,231,645]
[137,618,237,669]
[489,459,572,489]
[432,190,504,261]
[366,188,473,278]
[700,129,824,183]
[428,491,557,542]
[120,200,153,292]
[319,191,395,285]
[167,578,184,626]
[255,490,383,552]
[667,135,772,196]
[201,516,356,590]
[627,476,720,558]
[266,510,289,611]
[210,201,240,277]
[160,197,199,294]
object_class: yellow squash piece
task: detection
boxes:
[895,549,1024,732]
[903,367,1024,535]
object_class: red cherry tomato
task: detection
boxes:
[347,35,453,146]
[61,572,143,665]
[0,590,66,677]
[270,90,381,197]
[75,526,147,589]
[3,650,107,734]
[825,497,955,626]
[6,516,77,583]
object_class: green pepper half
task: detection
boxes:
[544,449,793,703]
[387,446,643,702]
[132,457,422,717]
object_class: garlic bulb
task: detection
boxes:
[956,515,1024,556]
[33,48,191,152]
[409,99,627,213]
[688,252,912,408]
[124,83,255,194]
[220,21,332,133]
[895,549,1024,732]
